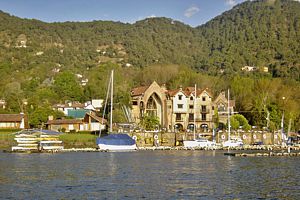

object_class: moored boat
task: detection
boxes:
[96,134,137,151]
[96,70,137,151]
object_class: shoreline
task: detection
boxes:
[3,145,300,155]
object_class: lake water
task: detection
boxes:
[0,150,299,199]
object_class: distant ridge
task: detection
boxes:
[0,0,299,78]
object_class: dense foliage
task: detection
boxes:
[0,0,299,131]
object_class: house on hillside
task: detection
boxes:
[0,113,28,129]
[0,99,6,109]
[52,100,103,115]
[53,101,85,115]
[46,112,106,132]
[241,66,257,72]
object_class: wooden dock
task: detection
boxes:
[224,152,300,157]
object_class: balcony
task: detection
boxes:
[175,118,184,122]
[201,109,210,113]
[189,117,194,122]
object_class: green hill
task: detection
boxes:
[0,0,299,77]
[198,0,300,78]
[0,0,300,129]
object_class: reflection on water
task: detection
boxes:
[0,151,299,199]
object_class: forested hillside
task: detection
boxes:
[0,0,299,130]
[199,0,300,77]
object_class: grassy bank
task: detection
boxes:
[59,133,98,149]
[0,130,17,150]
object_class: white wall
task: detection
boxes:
[172,91,188,113]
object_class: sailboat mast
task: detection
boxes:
[99,70,112,137]
[228,89,231,141]
[110,70,114,133]
[194,84,196,140]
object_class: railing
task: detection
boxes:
[175,118,184,122]
[201,109,210,113]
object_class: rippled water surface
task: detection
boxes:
[0,151,299,199]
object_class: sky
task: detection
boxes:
[0,0,248,27]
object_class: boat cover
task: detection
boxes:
[96,134,135,145]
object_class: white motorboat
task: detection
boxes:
[222,138,243,147]
[183,138,215,148]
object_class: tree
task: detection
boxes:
[52,71,84,101]
[28,102,65,128]
[229,114,251,131]
[140,115,160,130]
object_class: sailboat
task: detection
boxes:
[183,84,214,148]
[222,89,243,148]
[96,70,137,151]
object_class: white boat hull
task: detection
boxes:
[12,146,38,151]
[223,140,243,147]
[40,140,63,144]
[41,146,64,150]
[183,140,214,148]
[98,144,137,151]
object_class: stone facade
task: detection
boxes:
[131,82,234,132]
[214,91,235,127]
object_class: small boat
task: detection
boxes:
[96,134,137,151]
[222,138,243,147]
[11,146,38,151]
[183,138,215,148]
[96,70,137,151]
[12,129,64,152]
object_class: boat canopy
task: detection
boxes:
[96,134,135,146]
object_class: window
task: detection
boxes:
[176,113,181,120]
[189,113,194,121]
[178,104,183,109]
[202,114,206,121]
[189,105,194,109]
[178,95,183,100]
[202,96,206,101]
[201,105,206,112]
[132,101,138,105]
[190,96,193,100]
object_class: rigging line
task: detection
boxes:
[99,71,112,137]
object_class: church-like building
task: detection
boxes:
[130,81,234,132]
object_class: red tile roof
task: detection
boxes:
[85,112,107,124]
[167,89,182,97]
[0,114,24,122]
[46,119,83,125]
[53,102,84,108]
[131,85,149,96]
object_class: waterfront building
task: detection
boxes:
[214,91,235,128]
[0,113,28,129]
[131,81,168,128]
[130,82,234,132]
[166,86,214,132]
[46,112,106,132]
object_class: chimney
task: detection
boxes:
[161,83,167,92]
[48,115,54,120]
[20,113,25,129]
